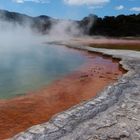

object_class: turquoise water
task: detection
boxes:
[0,44,87,99]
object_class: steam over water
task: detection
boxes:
[0,44,87,99]
[0,19,87,99]
[0,16,88,99]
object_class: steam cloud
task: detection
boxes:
[47,20,84,42]
[0,19,84,47]
[0,11,95,51]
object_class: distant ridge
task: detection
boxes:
[0,9,54,34]
[0,9,140,36]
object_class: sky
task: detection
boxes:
[0,0,140,19]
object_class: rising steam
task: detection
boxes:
[0,10,96,51]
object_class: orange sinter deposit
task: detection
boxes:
[0,51,125,139]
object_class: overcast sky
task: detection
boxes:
[0,0,140,19]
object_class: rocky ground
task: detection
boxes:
[10,47,140,140]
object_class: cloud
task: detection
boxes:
[115,5,124,10]
[130,7,140,12]
[64,0,110,6]
[12,0,50,4]
[88,5,103,9]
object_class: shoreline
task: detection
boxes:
[55,37,140,51]
[0,49,123,139]
[72,37,140,45]
[11,44,140,140]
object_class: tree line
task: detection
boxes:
[81,14,140,37]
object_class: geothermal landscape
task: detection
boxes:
[0,8,140,140]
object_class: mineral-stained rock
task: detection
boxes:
[10,47,140,140]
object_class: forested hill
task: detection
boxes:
[81,14,140,37]
[0,9,140,37]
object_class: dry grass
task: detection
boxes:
[89,44,140,51]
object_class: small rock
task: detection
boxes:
[122,130,130,137]
[119,122,127,128]
[133,108,138,114]
[121,103,126,108]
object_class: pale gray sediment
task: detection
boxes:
[10,46,140,140]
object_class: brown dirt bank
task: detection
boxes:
[0,52,124,139]
[71,38,140,51]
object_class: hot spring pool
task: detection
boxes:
[0,44,87,99]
